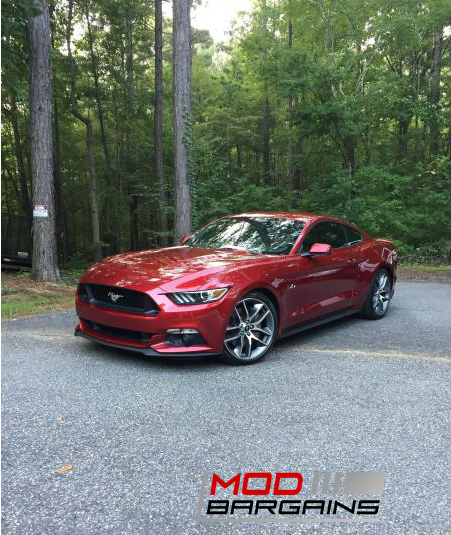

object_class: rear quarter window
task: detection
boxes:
[344,226,362,245]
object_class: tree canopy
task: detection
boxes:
[2,0,450,262]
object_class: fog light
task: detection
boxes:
[165,329,205,347]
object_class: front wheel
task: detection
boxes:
[360,269,392,320]
[221,291,278,365]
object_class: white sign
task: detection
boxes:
[33,205,49,218]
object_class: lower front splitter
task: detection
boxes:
[74,329,221,358]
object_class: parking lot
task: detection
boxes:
[2,281,450,534]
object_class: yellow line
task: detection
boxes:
[301,347,450,362]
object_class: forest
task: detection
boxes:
[2,0,450,279]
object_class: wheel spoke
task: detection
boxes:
[253,326,271,336]
[242,300,250,320]
[246,336,252,358]
[239,335,244,356]
[254,309,270,325]
[235,307,243,323]
[225,333,241,343]
[373,293,380,309]
[378,274,387,290]
[226,325,240,331]
[249,303,264,322]
[250,332,269,346]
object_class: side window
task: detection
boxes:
[300,221,347,252]
[316,222,347,248]
[344,226,362,246]
[300,225,320,252]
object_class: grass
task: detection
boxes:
[1,270,78,319]
[399,262,450,272]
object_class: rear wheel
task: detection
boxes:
[360,269,392,319]
[221,291,277,365]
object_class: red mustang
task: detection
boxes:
[75,213,397,364]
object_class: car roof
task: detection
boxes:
[224,212,352,225]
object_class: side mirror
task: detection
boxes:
[180,234,191,245]
[302,243,332,257]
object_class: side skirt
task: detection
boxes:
[279,308,356,339]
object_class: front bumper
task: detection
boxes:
[75,290,231,356]
[74,327,221,358]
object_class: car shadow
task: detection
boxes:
[80,339,226,371]
[273,313,360,351]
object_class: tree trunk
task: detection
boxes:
[8,102,32,222]
[397,118,409,161]
[66,0,101,260]
[29,0,60,282]
[52,89,69,265]
[293,140,302,189]
[129,187,139,250]
[173,0,192,243]
[262,94,271,185]
[49,8,69,266]
[3,156,21,214]
[86,11,120,253]
[236,144,242,171]
[429,28,443,156]
[260,0,271,185]
[287,2,298,194]
[154,0,168,246]
[86,120,101,254]
[125,13,139,250]
[344,136,356,180]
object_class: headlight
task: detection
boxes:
[168,287,229,305]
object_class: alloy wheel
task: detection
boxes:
[372,271,391,315]
[224,297,275,360]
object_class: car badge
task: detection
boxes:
[108,291,124,303]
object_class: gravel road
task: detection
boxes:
[2,282,450,535]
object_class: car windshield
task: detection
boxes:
[185,217,305,255]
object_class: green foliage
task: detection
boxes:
[1,0,450,260]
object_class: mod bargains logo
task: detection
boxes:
[196,471,386,523]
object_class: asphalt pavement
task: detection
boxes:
[1,281,450,535]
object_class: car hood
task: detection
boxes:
[81,246,266,292]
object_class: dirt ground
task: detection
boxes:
[1,272,76,318]
[396,266,450,283]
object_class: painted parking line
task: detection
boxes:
[299,347,450,362]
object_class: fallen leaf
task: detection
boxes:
[57,464,73,474]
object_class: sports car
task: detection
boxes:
[75,212,397,364]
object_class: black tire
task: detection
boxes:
[359,268,392,320]
[221,291,278,365]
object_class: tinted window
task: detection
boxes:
[344,226,362,245]
[300,221,348,251]
[186,217,305,255]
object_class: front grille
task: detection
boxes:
[78,283,158,315]
[82,318,150,343]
